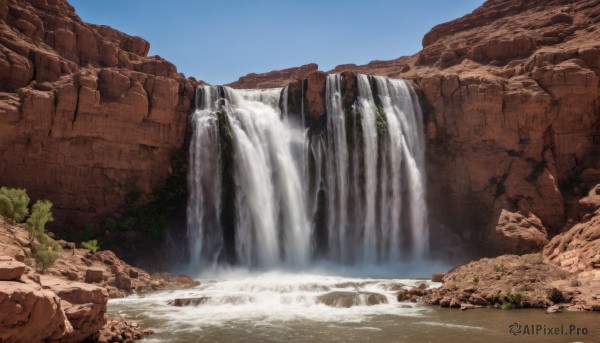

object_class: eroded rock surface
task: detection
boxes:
[0,0,199,229]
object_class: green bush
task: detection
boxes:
[81,239,100,253]
[26,200,54,243]
[0,187,30,222]
[32,243,61,273]
[501,287,522,310]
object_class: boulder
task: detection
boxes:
[0,282,71,342]
[85,268,103,283]
[115,272,132,290]
[167,297,210,307]
[0,258,26,281]
[41,277,108,342]
[316,291,388,308]
[431,273,447,283]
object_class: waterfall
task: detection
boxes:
[187,74,428,269]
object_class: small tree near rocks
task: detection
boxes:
[26,200,54,243]
[32,238,62,273]
[81,239,100,253]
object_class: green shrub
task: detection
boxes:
[32,236,62,273]
[501,287,522,310]
[81,239,100,253]
[26,200,54,243]
[0,187,30,222]
[472,276,480,285]
[32,243,61,273]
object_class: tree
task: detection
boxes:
[26,200,54,243]
[0,187,30,222]
[81,239,100,253]
[32,243,61,273]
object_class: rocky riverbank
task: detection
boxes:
[0,217,197,342]
[398,185,600,312]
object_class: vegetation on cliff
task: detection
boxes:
[0,187,62,272]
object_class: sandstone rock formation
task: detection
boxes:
[0,213,199,342]
[227,63,318,89]
[1,0,599,262]
[0,256,26,280]
[0,0,198,229]
[543,184,600,302]
[0,216,199,298]
[0,281,71,343]
[98,317,153,343]
[0,253,109,342]
[423,252,600,312]
[225,0,600,257]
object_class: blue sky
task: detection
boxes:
[69,0,484,85]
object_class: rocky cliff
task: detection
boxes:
[0,0,197,229]
[230,0,600,258]
[1,0,599,260]
[0,216,197,342]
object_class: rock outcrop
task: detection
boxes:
[0,281,71,343]
[0,254,109,343]
[0,216,198,297]
[543,184,600,301]
[0,213,198,342]
[227,63,318,89]
[422,253,600,311]
[0,0,198,229]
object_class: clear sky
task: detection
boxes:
[68,0,484,85]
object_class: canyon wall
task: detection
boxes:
[0,0,197,228]
[1,0,599,259]
[233,0,600,257]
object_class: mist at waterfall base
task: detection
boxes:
[185,73,439,278]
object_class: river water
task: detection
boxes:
[108,270,599,343]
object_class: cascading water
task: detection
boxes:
[187,73,428,270]
[188,86,311,268]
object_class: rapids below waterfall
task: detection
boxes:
[108,272,600,343]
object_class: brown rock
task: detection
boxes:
[227,63,318,89]
[85,268,103,283]
[168,297,210,307]
[304,71,327,118]
[0,258,26,281]
[483,210,550,255]
[128,268,138,279]
[67,271,79,281]
[469,295,489,307]
[41,277,108,342]
[316,291,388,308]
[0,0,197,239]
[0,282,71,342]
[115,272,132,290]
[431,273,447,283]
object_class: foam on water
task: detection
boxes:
[110,272,438,329]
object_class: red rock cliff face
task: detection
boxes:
[231,0,600,257]
[0,0,198,226]
[347,0,600,257]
